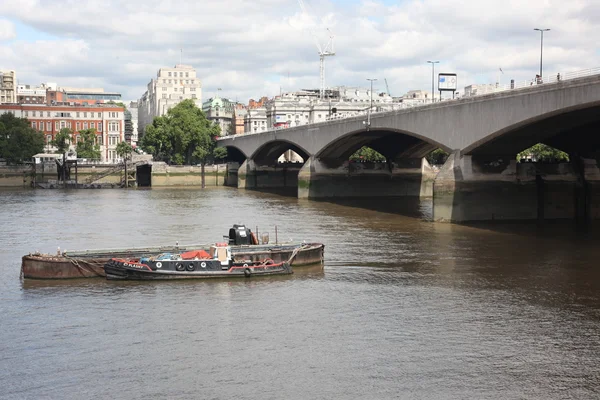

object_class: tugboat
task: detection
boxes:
[104,242,298,280]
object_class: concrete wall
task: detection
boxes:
[0,165,33,187]
[150,162,227,186]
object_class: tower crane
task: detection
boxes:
[384,78,391,96]
[297,0,335,100]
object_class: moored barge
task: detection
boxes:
[21,224,324,279]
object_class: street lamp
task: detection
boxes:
[366,78,377,127]
[534,28,550,79]
[427,61,439,103]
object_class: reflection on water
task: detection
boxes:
[1,187,599,399]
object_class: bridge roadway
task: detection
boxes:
[218,74,600,223]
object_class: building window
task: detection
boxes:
[162,87,167,91]
[254,121,257,126]
[47,112,50,117]
[32,111,37,117]
[179,72,183,77]
[84,112,87,118]
[191,80,194,84]
[46,135,52,143]
[162,94,167,99]
[76,135,80,142]
[190,87,195,91]
[24,111,28,117]
[76,122,80,130]
[97,135,103,145]
[91,122,95,129]
[83,122,88,129]
[76,112,80,117]
[168,79,172,84]
[47,122,51,131]
[168,72,172,77]
[31,121,36,129]
[55,122,59,130]
[185,72,189,77]
[192,94,196,99]
[98,112,101,118]
[173,87,177,92]
[109,136,118,145]
[98,123,102,132]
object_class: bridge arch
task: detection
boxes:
[315,128,452,166]
[222,145,248,164]
[250,139,311,166]
[463,101,600,158]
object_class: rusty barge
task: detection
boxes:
[21,225,325,280]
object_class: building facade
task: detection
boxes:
[0,103,125,162]
[202,96,238,135]
[46,87,121,105]
[242,86,397,133]
[17,84,47,104]
[128,101,139,145]
[137,65,202,138]
[0,70,17,104]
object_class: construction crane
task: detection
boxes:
[297,0,335,100]
[384,78,391,96]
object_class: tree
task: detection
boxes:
[517,144,569,163]
[0,113,44,164]
[51,128,72,183]
[107,101,127,110]
[116,141,134,188]
[349,146,386,162]
[426,148,449,165]
[140,99,222,187]
[76,129,101,160]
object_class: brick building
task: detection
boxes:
[0,103,125,162]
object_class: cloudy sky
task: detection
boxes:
[1,0,599,103]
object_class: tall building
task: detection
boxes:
[0,70,17,104]
[137,64,202,137]
[0,103,125,162]
[128,101,139,146]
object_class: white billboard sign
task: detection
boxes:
[438,73,457,91]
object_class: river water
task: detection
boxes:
[1,187,599,399]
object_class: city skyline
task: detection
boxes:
[1,0,599,101]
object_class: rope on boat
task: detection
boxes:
[64,255,105,277]
[287,244,310,265]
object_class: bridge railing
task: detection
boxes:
[227,66,600,137]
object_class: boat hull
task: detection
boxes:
[21,243,324,279]
[104,259,292,280]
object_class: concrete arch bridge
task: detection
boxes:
[218,75,600,222]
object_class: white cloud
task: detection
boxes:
[0,19,16,41]
[0,0,599,102]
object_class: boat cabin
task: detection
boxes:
[210,243,231,265]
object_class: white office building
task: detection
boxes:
[137,65,202,137]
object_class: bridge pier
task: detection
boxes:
[237,159,301,190]
[298,156,436,199]
[433,152,600,222]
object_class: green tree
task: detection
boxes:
[426,148,449,165]
[0,113,44,164]
[107,101,127,110]
[116,141,134,188]
[76,128,101,160]
[517,144,569,162]
[140,99,222,187]
[52,128,73,182]
[349,146,386,162]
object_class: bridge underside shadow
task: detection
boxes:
[298,130,441,200]
[434,105,600,223]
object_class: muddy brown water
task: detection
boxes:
[1,187,599,399]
